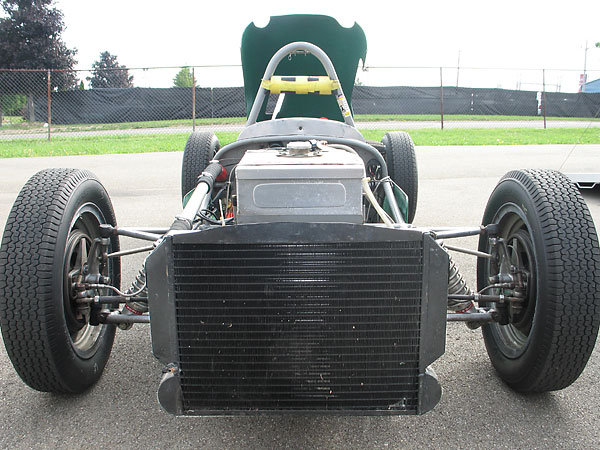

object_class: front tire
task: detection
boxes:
[477,169,600,392]
[0,169,120,394]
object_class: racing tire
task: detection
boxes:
[181,131,220,201]
[0,169,121,394]
[477,169,600,392]
[381,131,418,223]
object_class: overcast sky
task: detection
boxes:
[53,0,600,91]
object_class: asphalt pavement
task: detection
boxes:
[1,120,599,139]
[0,144,599,449]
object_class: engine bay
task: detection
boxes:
[236,141,365,224]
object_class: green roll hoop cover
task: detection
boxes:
[241,15,367,122]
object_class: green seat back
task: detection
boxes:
[241,15,367,122]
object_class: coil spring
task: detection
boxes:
[123,267,148,314]
[444,245,475,312]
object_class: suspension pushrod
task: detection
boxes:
[97,296,148,305]
[433,227,484,239]
[103,312,150,324]
[107,246,154,258]
[123,227,169,234]
[76,296,148,305]
[113,227,162,241]
[442,244,492,259]
[447,312,496,322]
[449,294,522,303]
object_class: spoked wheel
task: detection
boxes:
[0,169,120,394]
[477,169,600,392]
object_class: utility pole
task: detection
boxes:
[584,41,588,76]
[456,50,461,87]
[542,69,547,129]
[192,67,196,132]
[582,41,589,92]
[440,67,444,130]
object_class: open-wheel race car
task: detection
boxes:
[1,15,599,416]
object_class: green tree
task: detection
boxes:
[0,0,77,124]
[1,94,26,115]
[173,67,195,87]
[87,51,133,89]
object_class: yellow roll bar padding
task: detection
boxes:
[261,76,340,95]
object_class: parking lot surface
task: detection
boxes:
[0,144,599,449]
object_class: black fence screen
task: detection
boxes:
[31,85,600,124]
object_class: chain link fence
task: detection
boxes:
[1,66,600,142]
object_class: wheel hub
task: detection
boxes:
[488,212,538,359]
[62,207,109,358]
[64,229,91,335]
[506,229,536,331]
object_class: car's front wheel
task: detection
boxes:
[477,169,600,392]
[0,169,120,393]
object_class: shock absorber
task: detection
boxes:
[117,267,148,330]
[442,244,481,329]
[447,251,474,311]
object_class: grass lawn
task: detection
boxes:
[363,128,600,146]
[2,114,599,134]
[2,127,599,158]
[0,117,246,133]
[1,115,24,125]
[0,132,237,158]
[355,114,600,122]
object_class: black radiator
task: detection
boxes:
[146,223,448,415]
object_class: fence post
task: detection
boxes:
[440,67,444,130]
[542,69,547,129]
[192,67,196,132]
[47,69,51,142]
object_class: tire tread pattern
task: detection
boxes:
[381,131,418,223]
[0,169,112,393]
[496,169,600,391]
[181,132,220,200]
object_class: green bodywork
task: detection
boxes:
[383,184,409,223]
[241,15,367,123]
